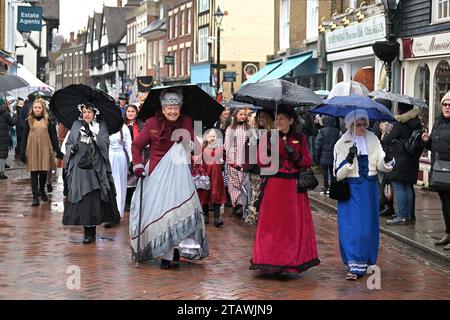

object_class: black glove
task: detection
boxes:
[20,154,27,164]
[71,144,79,154]
[285,143,301,162]
[128,163,134,175]
[346,144,358,164]
[56,151,64,160]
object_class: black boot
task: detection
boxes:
[435,234,450,246]
[213,204,224,228]
[202,204,209,224]
[160,259,171,269]
[83,227,96,244]
[40,189,48,203]
[32,193,39,206]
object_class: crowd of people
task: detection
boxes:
[1,86,450,281]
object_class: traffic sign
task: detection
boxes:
[223,71,236,82]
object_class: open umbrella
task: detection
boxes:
[0,74,29,92]
[138,84,224,129]
[225,99,261,111]
[327,80,369,99]
[49,84,123,135]
[309,95,395,121]
[233,79,323,110]
[369,90,428,109]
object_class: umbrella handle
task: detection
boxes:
[135,176,144,268]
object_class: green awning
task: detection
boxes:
[262,53,312,81]
[241,60,282,86]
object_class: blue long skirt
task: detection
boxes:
[337,175,379,275]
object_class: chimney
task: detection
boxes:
[117,0,123,7]
[70,32,75,44]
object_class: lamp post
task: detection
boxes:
[213,6,224,98]
[372,0,401,92]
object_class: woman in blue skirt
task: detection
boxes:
[333,109,394,280]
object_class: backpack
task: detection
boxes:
[403,128,423,155]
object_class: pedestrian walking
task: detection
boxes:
[224,107,251,217]
[314,115,340,194]
[250,105,320,279]
[244,109,275,225]
[333,109,394,280]
[124,104,146,211]
[109,124,132,221]
[422,91,450,250]
[62,103,120,244]
[382,103,423,225]
[131,88,208,269]
[20,98,63,205]
[197,128,226,228]
[0,97,17,180]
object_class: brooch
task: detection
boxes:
[291,140,300,144]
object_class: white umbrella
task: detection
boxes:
[328,80,369,99]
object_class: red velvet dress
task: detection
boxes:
[197,146,227,205]
[250,131,320,274]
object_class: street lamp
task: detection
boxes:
[213,6,224,97]
[372,0,401,92]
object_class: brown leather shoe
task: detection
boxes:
[434,234,450,246]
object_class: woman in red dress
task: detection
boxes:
[197,129,226,227]
[250,105,320,278]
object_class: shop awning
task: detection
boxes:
[262,52,312,81]
[241,60,282,86]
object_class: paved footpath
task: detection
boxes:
[0,173,449,300]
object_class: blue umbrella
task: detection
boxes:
[309,95,395,121]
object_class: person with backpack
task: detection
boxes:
[382,102,423,225]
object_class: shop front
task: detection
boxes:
[324,14,387,92]
[401,31,450,186]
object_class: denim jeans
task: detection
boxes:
[321,165,333,188]
[391,181,414,220]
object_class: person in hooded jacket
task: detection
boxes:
[314,116,340,194]
[0,97,17,179]
[382,103,423,225]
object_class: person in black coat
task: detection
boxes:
[0,98,17,179]
[314,116,340,193]
[422,92,450,250]
[382,103,422,225]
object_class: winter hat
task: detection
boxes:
[345,109,369,130]
[441,90,450,105]
[160,88,183,106]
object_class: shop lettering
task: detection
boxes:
[412,34,450,57]
[325,16,386,52]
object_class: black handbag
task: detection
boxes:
[77,144,95,170]
[297,168,319,192]
[329,176,351,201]
[429,159,450,191]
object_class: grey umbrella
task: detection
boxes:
[233,79,323,110]
[0,74,29,92]
[370,90,428,109]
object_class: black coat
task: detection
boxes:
[425,113,450,164]
[382,108,422,184]
[314,116,340,166]
[0,107,17,159]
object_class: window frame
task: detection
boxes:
[432,0,450,23]
[279,0,290,50]
[306,0,319,42]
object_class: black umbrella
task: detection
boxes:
[369,90,428,109]
[49,84,123,135]
[233,79,323,110]
[138,84,224,129]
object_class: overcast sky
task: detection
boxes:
[59,0,117,39]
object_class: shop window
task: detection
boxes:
[414,63,430,132]
[336,67,344,83]
[434,60,450,121]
